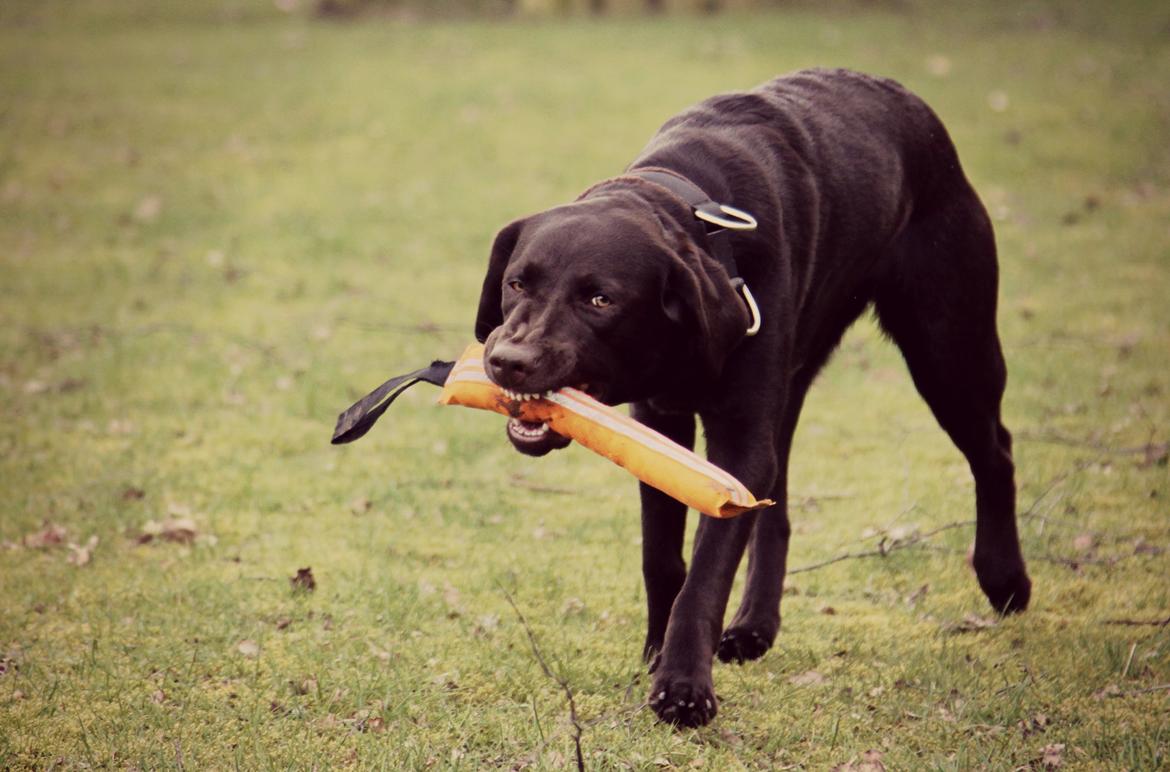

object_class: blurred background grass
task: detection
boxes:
[1,0,1168,768]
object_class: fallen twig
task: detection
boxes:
[786,465,1107,576]
[499,586,586,772]
[1098,683,1170,699]
[1016,431,1166,459]
[1133,684,1170,694]
[1102,616,1170,628]
[789,520,969,575]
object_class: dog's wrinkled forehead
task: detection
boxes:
[511,206,666,281]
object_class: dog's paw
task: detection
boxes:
[647,673,717,728]
[972,551,1032,615]
[716,625,774,664]
[979,569,1032,615]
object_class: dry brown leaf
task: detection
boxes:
[1019,713,1050,737]
[1139,442,1169,469]
[788,669,828,687]
[944,613,998,634]
[23,521,68,549]
[905,584,930,606]
[833,750,886,772]
[349,496,371,515]
[66,535,98,567]
[291,677,317,696]
[290,567,316,593]
[473,614,499,637]
[138,517,198,545]
[1040,743,1065,769]
[1092,683,1122,700]
[133,194,162,223]
[1132,537,1164,556]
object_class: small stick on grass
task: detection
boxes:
[789,519,970,575]
[1102,616,1170,627]
[499,585,585,772]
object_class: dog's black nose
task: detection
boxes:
[487,340,536,386]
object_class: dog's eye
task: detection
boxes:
[590,293,613,309]
[506,279,525,294]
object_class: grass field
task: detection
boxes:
[2,0,1169,768]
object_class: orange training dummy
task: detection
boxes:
[438,344,773,518]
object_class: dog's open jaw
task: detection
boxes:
[500,388,574,456]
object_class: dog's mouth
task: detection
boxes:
[505,417,572,456]
[499,385,599,457]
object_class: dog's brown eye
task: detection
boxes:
[507,279,525,293]
[590,293,612,309]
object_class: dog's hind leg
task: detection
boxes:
[874,189,1032,614]
[715,378,809,664]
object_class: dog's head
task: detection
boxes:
[474,183,749,455]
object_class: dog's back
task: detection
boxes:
[633,68,990,368]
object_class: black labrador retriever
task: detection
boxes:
[473,68,1032,727]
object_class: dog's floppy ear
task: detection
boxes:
[474,218,527,343]
[660,228,750,380]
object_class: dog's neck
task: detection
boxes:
[580,168,763,339]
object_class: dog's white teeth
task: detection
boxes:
[544,390,553,398]
[504,389,547,401]
[508,418,550,440]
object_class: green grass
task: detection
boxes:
[2,0,1169,767]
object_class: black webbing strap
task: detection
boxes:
[331,360,454,445]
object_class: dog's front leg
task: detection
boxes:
[648,418,778,728]
[631,403,695,667]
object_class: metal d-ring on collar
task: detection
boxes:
[695,203,759,232]
[629,168,762,336]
